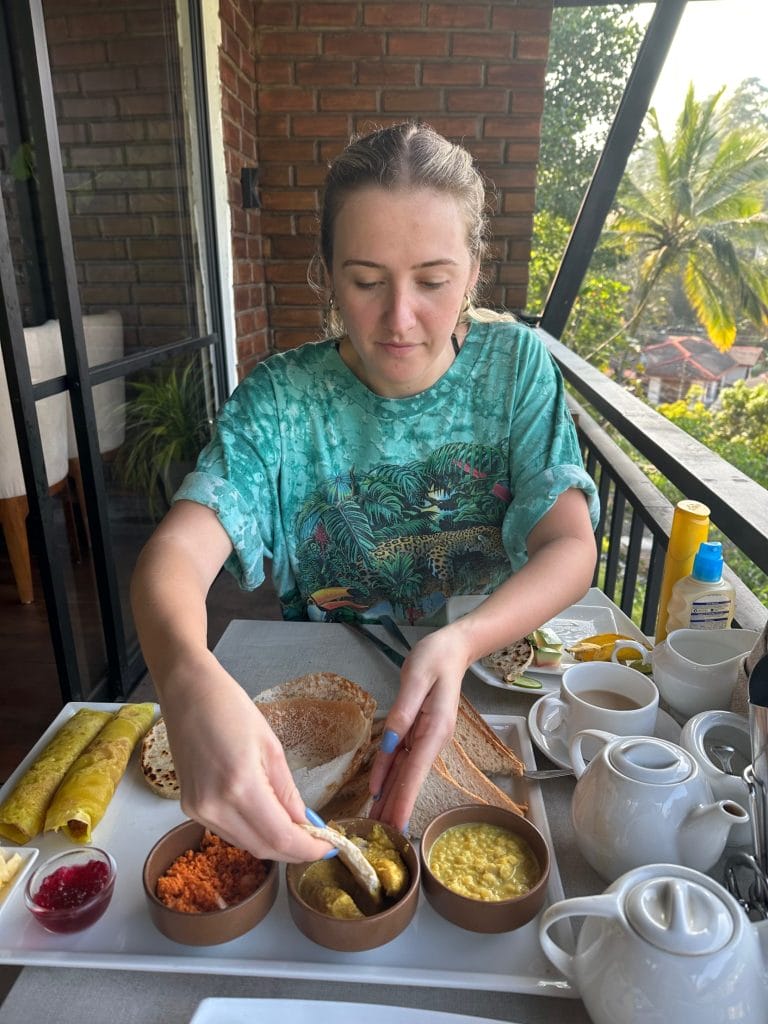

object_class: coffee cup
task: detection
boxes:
[539,661,659,758]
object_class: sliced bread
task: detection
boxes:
[438,738,526,816]
[454,694,525,777]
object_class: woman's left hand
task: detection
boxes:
[368,626,469,832]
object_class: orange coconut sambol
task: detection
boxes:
[156,829,268,913]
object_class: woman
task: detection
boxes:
[131,122,599,862]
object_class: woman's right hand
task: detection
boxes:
[158,653,333,864]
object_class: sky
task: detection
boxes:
[633,0,768,130]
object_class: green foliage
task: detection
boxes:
[117,358,212,519]
[537,5,642,222]
[613,85,768,349]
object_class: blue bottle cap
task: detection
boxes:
[692,541,724,583]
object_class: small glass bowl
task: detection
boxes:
[24,847,116,933]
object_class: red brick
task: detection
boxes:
[270,235,317,259]
[446,89,507,113]
[58,124,88,144]
[256,2,297,27]
[358,62,416,86]
[273,283,318,304]
[491,7,552,33]
[257,115,290,136]
[365,4,423,27]
[488,165,538,187]
[84,262,137,283]
[427,5,489,29]
[382,88,442,112]
[79,284,132,305]
[74,193,128,216]
[60,96,118,119]
[79,68,137,93]
[259,32,321,56]
[259,165,292,186]
[128,193,177,213]
[51,41,106,66]
[266,262,313,283]
[422,62,483,86]
[258,213,296,234]
[463,139,504,162]
[259,139,317,163]
[64,13,125,38]
[388,32,448,57]
[291,114,350,136]
[256,63,293,84]
[516,33,550,61]
[89,121,146,143]
[511,91,546,115]
[132,284,186,303]
[487,63,546,88]
[295,61,356,86]
[319,89,378,111]
[295,164,330,186]
[259,87,317,112]
[269,306,321,327]
[299,4,359,27]
[73,239,129,260]
[323,31,385,56]
[262,189,318,211]
[500,189,537,212]
[424,116,481,138]
[452,33,512,59]
[117,94,172,116]
[69,145,125,166]
[106,38,167,65]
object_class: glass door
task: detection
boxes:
[0,0,225,768]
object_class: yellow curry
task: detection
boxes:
[428,822,540,901]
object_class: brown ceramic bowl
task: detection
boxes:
[142,819,278,946]
[419,804,550,933]
[285,816,419,952]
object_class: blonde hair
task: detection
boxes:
[310,122,515,335]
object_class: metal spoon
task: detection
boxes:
[709,743,737,775]
[522,767,574,780]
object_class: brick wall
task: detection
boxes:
[241,0,553,361]
[41,0,198,351]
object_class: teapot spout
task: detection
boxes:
[679,801,750,872]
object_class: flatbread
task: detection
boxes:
[44,703,155,843]
[481,638,534,682]
[255,672,377,722]
[140,717,179,799]
[0,707,112,844]
[260,697,371,808]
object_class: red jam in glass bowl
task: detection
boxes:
[24,848,116,933]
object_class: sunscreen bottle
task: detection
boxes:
[666,541,736,632]
[654,499,710,643]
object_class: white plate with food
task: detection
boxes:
[190,999,522,1024]
[447,587,647,695]
[0,702,575,998]
[527,698,681,772]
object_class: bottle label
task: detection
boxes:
[689,595,733,628]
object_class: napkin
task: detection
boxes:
[731,620,768,716]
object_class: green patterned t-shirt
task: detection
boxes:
[173,320,598,624]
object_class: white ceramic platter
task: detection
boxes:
[0,703,575,998]
[447,587,647,696]
[190,998,522,1024]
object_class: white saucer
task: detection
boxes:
[527,696,682,771]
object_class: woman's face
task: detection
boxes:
[329,186,480,398]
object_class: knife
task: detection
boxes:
[747,653,768,875]
[342,620,405,668]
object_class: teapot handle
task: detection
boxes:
[569,728,616,778]
[539,892,622,983]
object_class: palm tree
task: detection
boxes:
[610,84,768,351]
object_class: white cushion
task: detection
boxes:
[0,320,68,500]
[67,310,125,456]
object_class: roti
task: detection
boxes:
[140,717,180,800]
[481,638,534,682]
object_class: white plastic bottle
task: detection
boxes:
[665,541,735,631]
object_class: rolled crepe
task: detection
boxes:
[44,703,155,843]
[0,708,112,844]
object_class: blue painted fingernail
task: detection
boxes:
[322,848,339,860]
[380,729,400,754]
[305,808,326,828]
[402,820,411,837]
[372,791,381,802]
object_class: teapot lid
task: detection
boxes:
[625,877,734,955]
[608,737,694,784]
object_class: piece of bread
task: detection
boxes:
[140,717,180,800]
[407,762,495,839]
[259,697,372,808]
[438,738,526,817]
[454,694,525,777]
[481,638,534,682]
[254,672,377,721]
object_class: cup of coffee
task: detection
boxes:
[539,661,659,758]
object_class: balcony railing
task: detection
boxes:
[540,330,768,638]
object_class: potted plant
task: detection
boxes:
[117,357,212,519]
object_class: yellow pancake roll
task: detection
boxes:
[0,708,112,844]
[44,703,155,843]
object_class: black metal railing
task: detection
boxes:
[541,330,768,637]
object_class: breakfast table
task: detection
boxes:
[0,616,628,1024]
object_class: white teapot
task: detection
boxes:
[539,864,768,1024]
[570,729,749,881]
